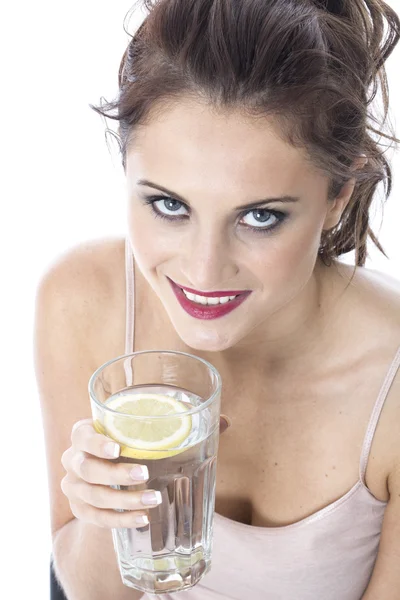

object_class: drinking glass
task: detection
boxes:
[88,350,222,594]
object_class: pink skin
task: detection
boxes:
[125,97,366,365]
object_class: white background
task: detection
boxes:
[2,1,400,597]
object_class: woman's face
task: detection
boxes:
[125,98,353,353]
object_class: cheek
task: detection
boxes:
[128,208,157,271]
[285,222,322,267]
[127,206,180,272]
[252,220,322,289]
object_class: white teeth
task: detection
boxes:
[195,294,208,305]
[182,289,238,305]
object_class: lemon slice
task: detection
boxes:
[95,393,193,460]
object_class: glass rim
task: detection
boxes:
[88,349,222,420]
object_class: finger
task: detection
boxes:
[65,476,162,511]
[69,500,150,529]
[61,446,74,471]
[74,453,149,486]
[219,414,232,435]
[71,420,121,460]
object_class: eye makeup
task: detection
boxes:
[140,194,289,235]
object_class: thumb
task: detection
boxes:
[219,414,232,435]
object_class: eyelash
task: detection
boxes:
[142,195,288,235]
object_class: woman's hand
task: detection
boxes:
[60,415,231,529]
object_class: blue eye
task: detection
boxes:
[142,194,287,233]
[151,196,185,219]
[239,209,279,229]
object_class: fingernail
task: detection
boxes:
[105,442,120,458]
[142,491,162,506]
[135,514,149,526]
[130,465,149,481]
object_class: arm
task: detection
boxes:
[361,446,400,598]
[52,518,144,600]
[34,240,143,600]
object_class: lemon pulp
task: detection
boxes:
[95,393,193,460]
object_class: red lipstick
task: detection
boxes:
[167,277,251,320]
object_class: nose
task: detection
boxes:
[180,227,239,291]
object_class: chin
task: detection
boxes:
[174,322,236,353]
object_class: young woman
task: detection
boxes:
[35,1,400,599]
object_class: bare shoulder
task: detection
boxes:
[345,262,400,476]
[354,263,400,296]
[336,261,400,329]
[352,269,400,597]
[358,264,400,342]
[342,261,400,386]
[37,236,126,300]
[35,236,127,364]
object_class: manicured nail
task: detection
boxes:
[135,514,149,526]
[130,465,149,481]
[141,491,162,506]
[105,442,120,458]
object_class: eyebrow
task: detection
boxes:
[136,179,300,210]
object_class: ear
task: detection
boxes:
[322,155,368,231]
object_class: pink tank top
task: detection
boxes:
[124,237,400,600]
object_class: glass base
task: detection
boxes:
[119,548,211,594]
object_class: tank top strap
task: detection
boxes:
[124,236,135,386]
[124,235,135,355]
[359,343,400,483]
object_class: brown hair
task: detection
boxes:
[91,0,400,268]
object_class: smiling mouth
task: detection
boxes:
[167,277,251,320]
[167,277,248,305]
[180,289,241,305]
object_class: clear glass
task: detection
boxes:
[88,350,222,595]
